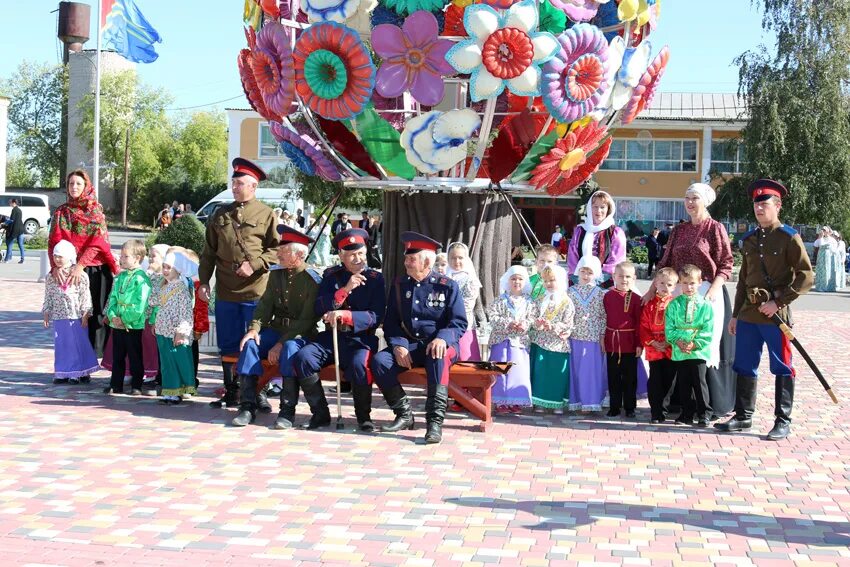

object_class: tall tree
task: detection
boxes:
[5,155,37,188]
[176,111,228,186]
[1,62,66,187]
[713,0,850,228]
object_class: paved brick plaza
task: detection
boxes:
[0,276,848,566]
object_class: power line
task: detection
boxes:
[165,94,244,111]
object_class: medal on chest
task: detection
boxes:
[405,290,412,299]
[438,292,445,307]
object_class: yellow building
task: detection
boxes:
[227,92,746,237]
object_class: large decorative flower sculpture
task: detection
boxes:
[372,11,456,106]
[541,23,610,123]
[588,35,625,119]
[445,0,559,102]
[618,0,657,26]
[401,109,481,174]
[269,121,342,181]
[238,49,283,123]
[530,121,612,196]
[443,3,468,37]
[381,0,446,16]
[250,22,297,119]
[538,0,567,35]
[620,45,668,124]
[550,0,612,23]
[303,0,362,23]
[293,22,376,120]
[607,40,651,110]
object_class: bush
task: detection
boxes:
[628,244,648,264]
[153,214,206,254]
[24,228,49,249]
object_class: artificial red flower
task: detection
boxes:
[530,122,612,196]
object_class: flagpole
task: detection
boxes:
[93,0,102,201]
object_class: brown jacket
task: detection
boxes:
[733,222,813,324]
[198,199,279,302]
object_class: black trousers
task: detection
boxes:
[110,329,144,391]
[192,339,200,383]
[675,359,712,420]
[647,257,658,277]
[86,265,113,357]
[648,358,677,419]
[607,353,637,412]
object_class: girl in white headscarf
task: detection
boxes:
[487,265,534,412]
[528,264,575,413]
[567,255,608,411]
[42,239,101,384]
[567,190,627,287]
[447,242,483,361]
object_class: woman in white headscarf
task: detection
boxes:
[487,265,534,412]
[815,227,839,292]
[567,190,627,287]
[649,182,735,418]
[446,242,483,361]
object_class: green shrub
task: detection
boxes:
[24,229,49,249]
[153,215,206,254]
[628,245,648,264]
[733,249,743,267]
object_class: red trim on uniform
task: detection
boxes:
[233,165,260,180]
[781,333,795,378]
[333,288,349,307]
[440,346,456,386]
[280,232,311,246]
[753,187,782,200]
[405,240,438,252]
[364,349,373,386]
[339,310,353,327]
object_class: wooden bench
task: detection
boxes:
[220,354,501,431]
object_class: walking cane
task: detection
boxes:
[331,314,345,430]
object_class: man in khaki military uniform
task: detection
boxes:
[716,179,814,440]
[199,158,279,408]
[231,226,321,428]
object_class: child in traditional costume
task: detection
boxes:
[150,250,198,404]
[567,256,607,412]
[666,264,714,427]
[187,249,209,383]
[487,266,533,413]
[103,240,152,395]
[447,242,482,361]
[639,267,678,423]
[43,240,101,384]
[528,244,560,299]
[529,265,575,414]
[603,261,643,418]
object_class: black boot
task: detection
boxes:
[766,375,794,441]
[352,382,375,432]
[256,386,273,414]
[380,384,415,432]
[715,376,758,432]
[232,375,258,426]
[328,380,352,394]
[210,360,236,408]
[424,384,449,444]
[274,377,300,430]
[299,373,331,430]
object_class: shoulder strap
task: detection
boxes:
[229,207,253,263]
[394,276,416,341]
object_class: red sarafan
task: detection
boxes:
[530,121,612,196]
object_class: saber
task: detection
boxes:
[331,315,345,430]
[770,314,838,404]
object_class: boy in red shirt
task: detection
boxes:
[639,267,678,423]
[603,261,642,418]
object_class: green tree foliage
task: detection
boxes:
[6,155,37,188]
[290,166,382,212]
[1,62,66,186]
[176,111,228,186]
[713,0,850,227]
[154,214,206,254]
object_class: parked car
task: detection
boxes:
[195,188,304,224]
[0,193,51,235]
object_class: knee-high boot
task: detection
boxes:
[210,360,240,408]
[299,373,331,430]
[766,375,794,440]
[424,383,449,444]
[714,376,758,432]
[232,375,258,426]
[274,377,300,430]
[351,382,375,432]
[380,384,415,432]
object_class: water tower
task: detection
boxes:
[58,2,90,62]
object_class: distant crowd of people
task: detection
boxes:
[156,201,195,229]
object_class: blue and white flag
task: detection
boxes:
[101,0,162,64]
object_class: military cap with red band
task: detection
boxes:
[333,228,369,251]
[277,224,314,246]
[748,178,787,202]
[401,231,441,254]
[232,157,267,181]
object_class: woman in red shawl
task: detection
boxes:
[48,170,119,356]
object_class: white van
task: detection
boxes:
[0,192,52,235]
[196,187,305,224]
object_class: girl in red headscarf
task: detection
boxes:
[48,170,119,359]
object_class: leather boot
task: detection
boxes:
[231,375,258,426]
[299,373,331,430]
[256,386,273,414]
[224,375,241,408]
[274,377,300,430]
[715,376,758,432]
[209,360,236,408]
[351,382,375,432]
[424,384,449,444]
[380,384,415,432]
[766,375,794,440]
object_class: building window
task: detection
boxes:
[259,123,284,157]
[601,139,698,172]
[710,140,745,174]
[613,198,687,235]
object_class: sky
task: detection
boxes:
[0,0,773,113]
